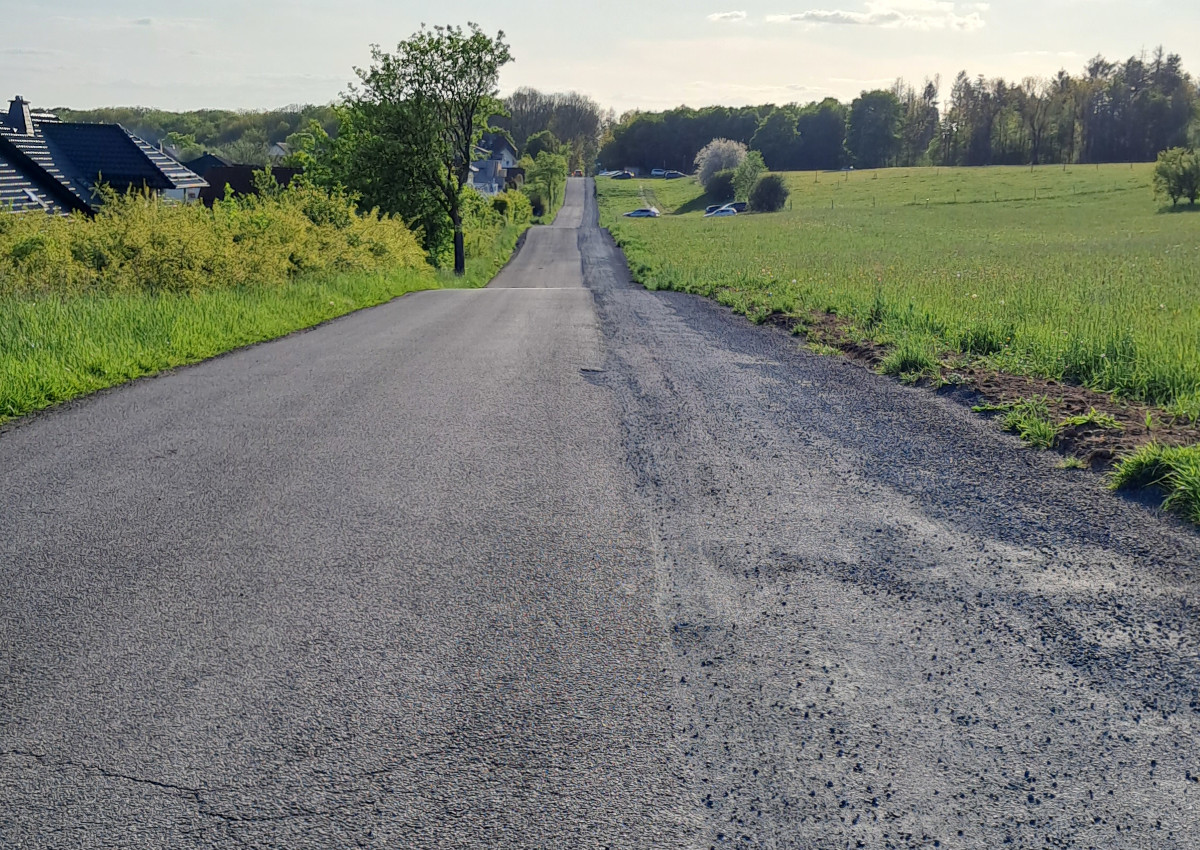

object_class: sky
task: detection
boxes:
[4,0,1198,114]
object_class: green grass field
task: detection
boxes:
[600,164,1200,420]
[599,164,1200,523]
[0,223,524,425]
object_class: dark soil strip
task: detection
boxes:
[766,310,1200,470]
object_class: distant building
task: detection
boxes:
[180,152,233,177]
[0,95,207,214]
[481,133,519,169]
[468,133,520,195]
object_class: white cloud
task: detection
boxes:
[766,1,986,30]
[708,10,749,21]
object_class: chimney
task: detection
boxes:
[7,96,33,135]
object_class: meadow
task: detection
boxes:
[598,164,1200,521]
[601,164,1199,418]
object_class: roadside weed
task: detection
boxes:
[1060,408,1122,430]
[997,396,1058,448]
[1111,443,1200,523]
[880,336,939,379]
[1161,458,1200,524]
[972,401,1015,413]
[806,342,842,357]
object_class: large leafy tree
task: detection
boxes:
[342,23,512,274]
[795,99,848,170]
[751,108,802,171]
[524,130,560,158]
[694,138,747,190]
[521,150,568,215]
[1153,147,1200,206]
[847,90,902,169]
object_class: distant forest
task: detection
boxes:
[56,47,1199,174]
[599,49,1200,173]
[54,104,340,166]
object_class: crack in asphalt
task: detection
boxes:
[0,749,381,826]
[2,749,205,797]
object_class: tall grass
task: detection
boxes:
[0,270,435,422]
[599,165,1200,420]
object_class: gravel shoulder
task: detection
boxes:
[579,182,1200,849]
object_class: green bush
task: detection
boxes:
[0,181,429,296]
[749,174,790,212]
[1153,147,1200,206]
[733,151,766,202]
[879,335,939,379]
[1000,397,1059,448]
[492,189,533,225]
[706,169,735,202]
[524,187,546,218]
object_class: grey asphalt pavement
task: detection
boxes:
[2,177,1198,848]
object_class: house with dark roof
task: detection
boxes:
[181,152,233,177]
[468,133,521,196]
[0,95,207,215]
[180,151,303,207]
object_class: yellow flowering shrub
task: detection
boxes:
[0,180,430,296]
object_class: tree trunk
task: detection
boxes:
[452,210,465,276]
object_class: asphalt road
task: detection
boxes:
[2,178,1198,848]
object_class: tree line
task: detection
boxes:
[55,104,340,166]
[598,48,1199,173]
[492,88,612,173]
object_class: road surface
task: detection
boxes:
[2,178,1198,848]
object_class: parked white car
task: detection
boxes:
[624,207,660,218]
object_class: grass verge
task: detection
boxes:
[1,222,528,426]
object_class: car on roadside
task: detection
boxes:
[624,207,660,217]
[703,207,737,217]
[703,202,747,216]
[663,170,686,179]
[650,168,666,177]
[611,171,634,180]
